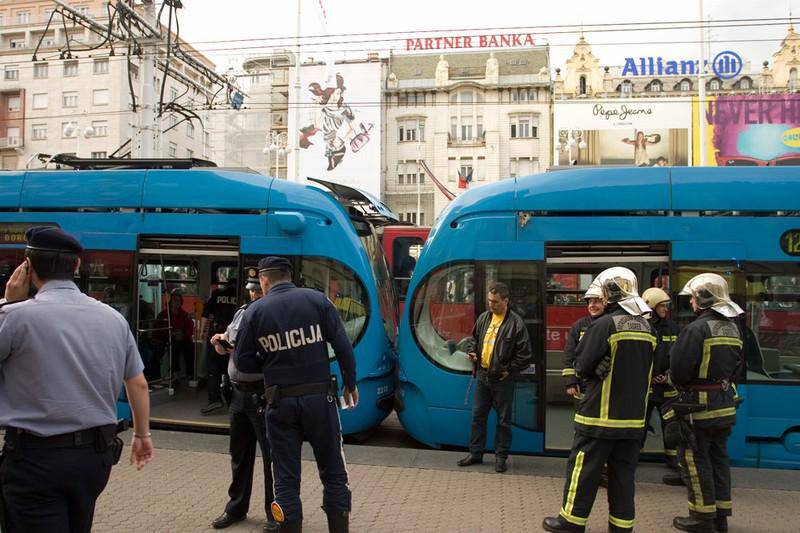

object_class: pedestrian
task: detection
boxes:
[641,287,682,472]
[668,274,744,533]
[457,282,532,473]
[235,257,357,533]
[0,226,153,533]
[543,267,656,533]
[209,268,278,532]
[201,272,238,415]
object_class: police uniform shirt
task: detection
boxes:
[234,281,356,391]
[0,280,144,436]
[225,304,263,383]
[203,284,238,334]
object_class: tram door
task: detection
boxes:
[543,243,670,452]
[136,236,239,427]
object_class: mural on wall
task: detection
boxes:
[694,94,800,166]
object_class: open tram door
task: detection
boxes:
[135,235,240,430]
[543,242,671,454]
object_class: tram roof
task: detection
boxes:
[435,166,800,227]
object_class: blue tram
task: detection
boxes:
[398,166,800,468]
[0,157,398,435]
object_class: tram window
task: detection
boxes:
[0,250,24,296]
[393,236,424,300]
[672,264,745,329]
[138,261,199,317]
[411,263,476,372]
[361,232,398,343]
[299,257,370,349]
[79,251,135,322]
[745,264,800,382]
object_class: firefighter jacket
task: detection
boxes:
[650,316,681,403]
[468,308,532,382]
[668,309,743,429]
[574,305,656,439]
[562,315,599,389]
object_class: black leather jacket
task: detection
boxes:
[468,308,532,382]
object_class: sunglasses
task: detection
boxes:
[715,153,800,166]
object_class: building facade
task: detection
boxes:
[383,48,552,222]
[0,0,215,169]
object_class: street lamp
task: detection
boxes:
[63,118,95,158]
[263,131,287,178]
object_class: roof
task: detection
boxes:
[389,48,549,80]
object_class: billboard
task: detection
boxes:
[287,61,382,196]
[554,99,692,167]
[693,94,800,166]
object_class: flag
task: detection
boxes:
[457,169,467,189]
[418,160,456,200]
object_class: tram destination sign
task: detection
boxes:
[0,222,58,245]
[780,229,800,256]
[405,33,536,51]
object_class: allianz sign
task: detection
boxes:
[621,51,743,80]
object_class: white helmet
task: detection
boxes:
[679,273,744,318]
[583,280,603,300]
[595,267,651,316]
[642,287,671,309]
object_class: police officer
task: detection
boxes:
[201,272,239,414]
[668,274,743,533]
[0,226,153,533]
[641,287,682,470]
[210,269,278,532]
[543,267,656,533]
[235,257,357,533]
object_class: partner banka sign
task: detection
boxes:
[405,33,536,51]
[622,50,743,80]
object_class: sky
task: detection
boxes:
[174,0,800,74]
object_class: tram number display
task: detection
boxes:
[0,222,58,245]
[780,229,800,256]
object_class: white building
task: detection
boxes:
[0,0,217,170]
[384,48,552,223]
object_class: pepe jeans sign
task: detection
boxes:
[593,104,653,122]
[622,50,743,80]
[555,100,693,130]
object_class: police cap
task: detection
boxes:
[245,267,260,290]
[258,256,292,274]
[24,226,84,253]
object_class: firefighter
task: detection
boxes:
[543,267,656,533]
[668,274,743,533]
[562,280,605,401]
[641,287,681,471]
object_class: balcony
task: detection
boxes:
[0,137,22,149]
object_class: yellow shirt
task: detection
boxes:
[480,312,505,369]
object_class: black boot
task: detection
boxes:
[279,521,302,533]
[714,516,728,533]
[325,510,349,533]
[673,516,714,532]
[663,472,685,486]
[457,454,482,467]
[263,517,279,532]
[542,515,585,532]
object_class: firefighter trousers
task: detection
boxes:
[677,424,732,519]
[559,432,641,531]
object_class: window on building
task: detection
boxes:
[32,124,47,140]
[0,15,4,27]
[398,93,408,106]
[449,93,457,104]
[450,116,458,140]
[32,93,48,109]
[61,121,77,138]
[579,75,587,95]
[4,66,19,81]
[62,91,78,108]
[76,6,90,17]
[9,39,25,50]
[186,122,195,138]
[680,79,691,92]
[461,116,473,141]
[91,151,107,159]
[476,92,484,103]
[169,87,178,101]
[477,156,486,181]
[460,158,474,181]
[33,63,48,79]
[7,96,20,112]
[398,119,424,142]
[16,11,31,24]
[510,114,538,139]
[649,80,662,93]
[93,58,109,75]
[64,61,78,77]
[621,80,632,95]
[407,92,425,106]
[476,116,484,140]
[186,148,194,158]
[709,78,721,91]
[739,77,751,90]
[168,142,177,157]
[790,69,798,91]
[448,157,457,182]
[7,128,20,146]
[91,120,108,137]
[92,89,109,106]
[460,90,473,104]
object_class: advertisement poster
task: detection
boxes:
[287,61,382,197]
[693,94,800,166]
[554,99,692,167]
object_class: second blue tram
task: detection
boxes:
[398,166,800,469]
[0,158,398,435]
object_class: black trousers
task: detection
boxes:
[206,341,229,404]
[266,393,350,524]
[558,432,641,531]
[677,425,732,519]
[642,399,677,462]
[0,445,113,533]
[468,376,514,459]
[225,388,275,519]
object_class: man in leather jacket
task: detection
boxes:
[456,282,532,473]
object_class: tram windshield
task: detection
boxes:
[360,231,398,344]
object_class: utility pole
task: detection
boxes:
[137,1,158,158]
[697,0,707,166]
[293,0,302,182]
